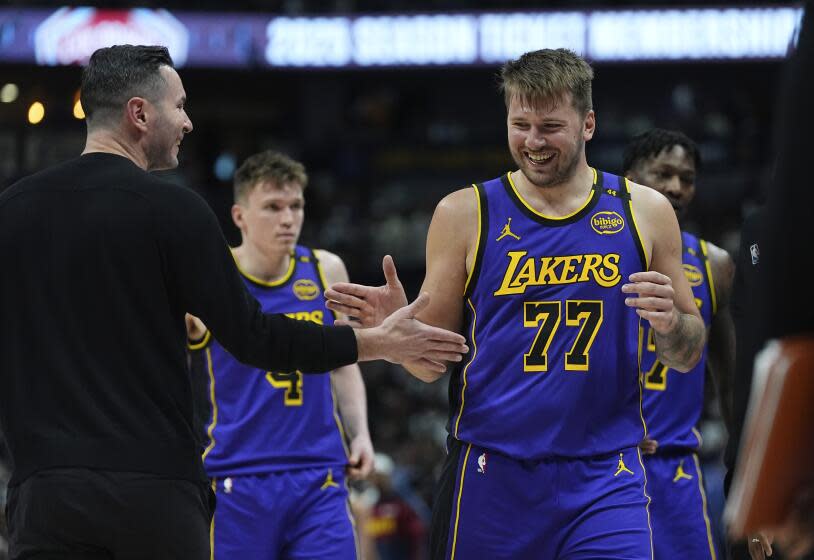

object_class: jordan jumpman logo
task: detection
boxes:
[672,460,694,483]
[321,468,340,490]
[614,453,634,476]
[496,218,521,241]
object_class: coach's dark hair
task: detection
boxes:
[622,128,702,174]
[81,45,174,126]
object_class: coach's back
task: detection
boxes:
[0,153,209,486]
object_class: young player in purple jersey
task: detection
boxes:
[186,151,374,559]
[326,49,706,559]
[624,129,735,559]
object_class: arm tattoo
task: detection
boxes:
[654,313,706,370]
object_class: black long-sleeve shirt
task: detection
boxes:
[724,209,764,492]
[0,152,357,486]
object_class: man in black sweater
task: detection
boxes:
[0,45,466,559]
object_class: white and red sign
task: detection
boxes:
[34,7,189,66]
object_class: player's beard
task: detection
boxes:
[516,136,583,189]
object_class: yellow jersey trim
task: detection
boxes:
[638,322,649,438]
[506,168,597,221]
[232,249,297,287]
[201,348,218,461]
[188,329,211,351]
[699,239,717,316]
[463,184,482,295]
[330,376,352,460]
[314,253,331,291]
[454,299,478,438]
[344,493,361,560]
[635,447,656,560]
[450,443,473,560]
[312,249,338,322]
[692,453,719,559]
[623,177,650,270]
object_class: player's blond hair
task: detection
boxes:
[500,48,594,115]
[233,150,308,204]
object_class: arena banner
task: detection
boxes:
[0,6,803,68]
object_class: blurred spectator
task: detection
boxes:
[358,453,427,560]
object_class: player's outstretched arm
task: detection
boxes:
[705,242,736,424]
[318,249,375,479]
[400,188,477,382]
[623,183,705,372]
[327,188,476,383]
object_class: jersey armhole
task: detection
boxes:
[463,183,489,298]
[621,177,650,271]
[699,239,718,316]
[188,329,211,351]
[309,247,337,323]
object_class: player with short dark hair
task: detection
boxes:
[0,44,466,559]
[624,128,735,560]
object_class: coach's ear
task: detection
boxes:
[125,97,149,133]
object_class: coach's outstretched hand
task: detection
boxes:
[326,255,407,328]
[354,292,467,373]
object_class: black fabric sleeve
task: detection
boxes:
[158,187,358,373]
[723,210,763,484]
[760,0,814,339]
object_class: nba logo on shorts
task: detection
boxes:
[750,243,760,265]
[477,453,488,474]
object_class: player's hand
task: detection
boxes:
[347,434,374,480]
[185,313,207,342]
[622,271,679,335]
[748,532,774,559]
[356,292,467,372]
[638,437,658,455]
[326,255,408,328]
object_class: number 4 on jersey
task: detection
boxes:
[266,371,304,406]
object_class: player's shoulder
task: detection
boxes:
[702,239,735,289]
[626,180,670,208]
[313,248,345,269]
[701,239,731,262]
[313,248,349,283]
[434,185,480,220]
[626,180,675,222]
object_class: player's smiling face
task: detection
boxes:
[235,181,305,255]
[507,92,594,189]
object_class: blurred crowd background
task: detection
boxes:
[0,0,800,558]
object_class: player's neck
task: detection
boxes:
[233,244,292,284]
[512,161,594,217]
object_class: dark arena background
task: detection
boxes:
[0,1,804,558]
